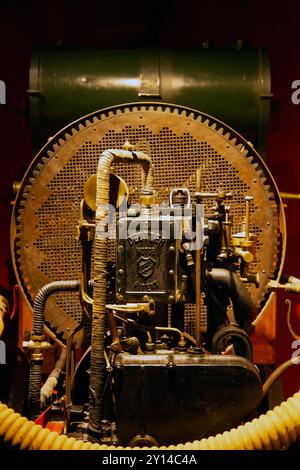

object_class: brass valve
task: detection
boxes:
[27,335,50,361]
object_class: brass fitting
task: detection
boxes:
[28,336,50,361]
[268,280,300,294]
[234,247,254,264]
[140,192,155,206]
[123,140,134,151]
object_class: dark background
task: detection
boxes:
[0,0,300,397]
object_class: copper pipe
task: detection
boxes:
[108,310,122,352]
[280,192,300,200]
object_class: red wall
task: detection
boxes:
[1,0,300,397]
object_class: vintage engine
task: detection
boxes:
[10,102,286,447]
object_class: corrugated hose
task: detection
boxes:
[1,390,300,449]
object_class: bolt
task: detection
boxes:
[118,246,124,253]
[169,246,175,252]
[169,295,175,302]
[116,294,124,301]
[118,269,124,275]
[169,270,175,276]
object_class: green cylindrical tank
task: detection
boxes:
[29,45,271,154]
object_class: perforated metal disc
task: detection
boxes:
[11,102,286,341]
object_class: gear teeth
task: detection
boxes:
[12,102,285,340]
[23,184,32,196]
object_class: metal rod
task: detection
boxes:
[280,192,300,200]
[195,169,203,349]
[65,322,84,429]
[106,303,148,313]
[244,195,253,242]
[108,310,122,353]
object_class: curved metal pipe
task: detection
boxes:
[206,268,257,332]
[40,348,67,405]
[89,148,153,434]
[29,280,80,419]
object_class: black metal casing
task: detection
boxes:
[116,211,178,302]
[114,353,263,445]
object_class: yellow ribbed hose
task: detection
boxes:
[0,315,3,337]
[1,392,300,450]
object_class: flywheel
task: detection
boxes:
[11,102,286,342]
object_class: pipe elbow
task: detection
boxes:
[206,268,257,330]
